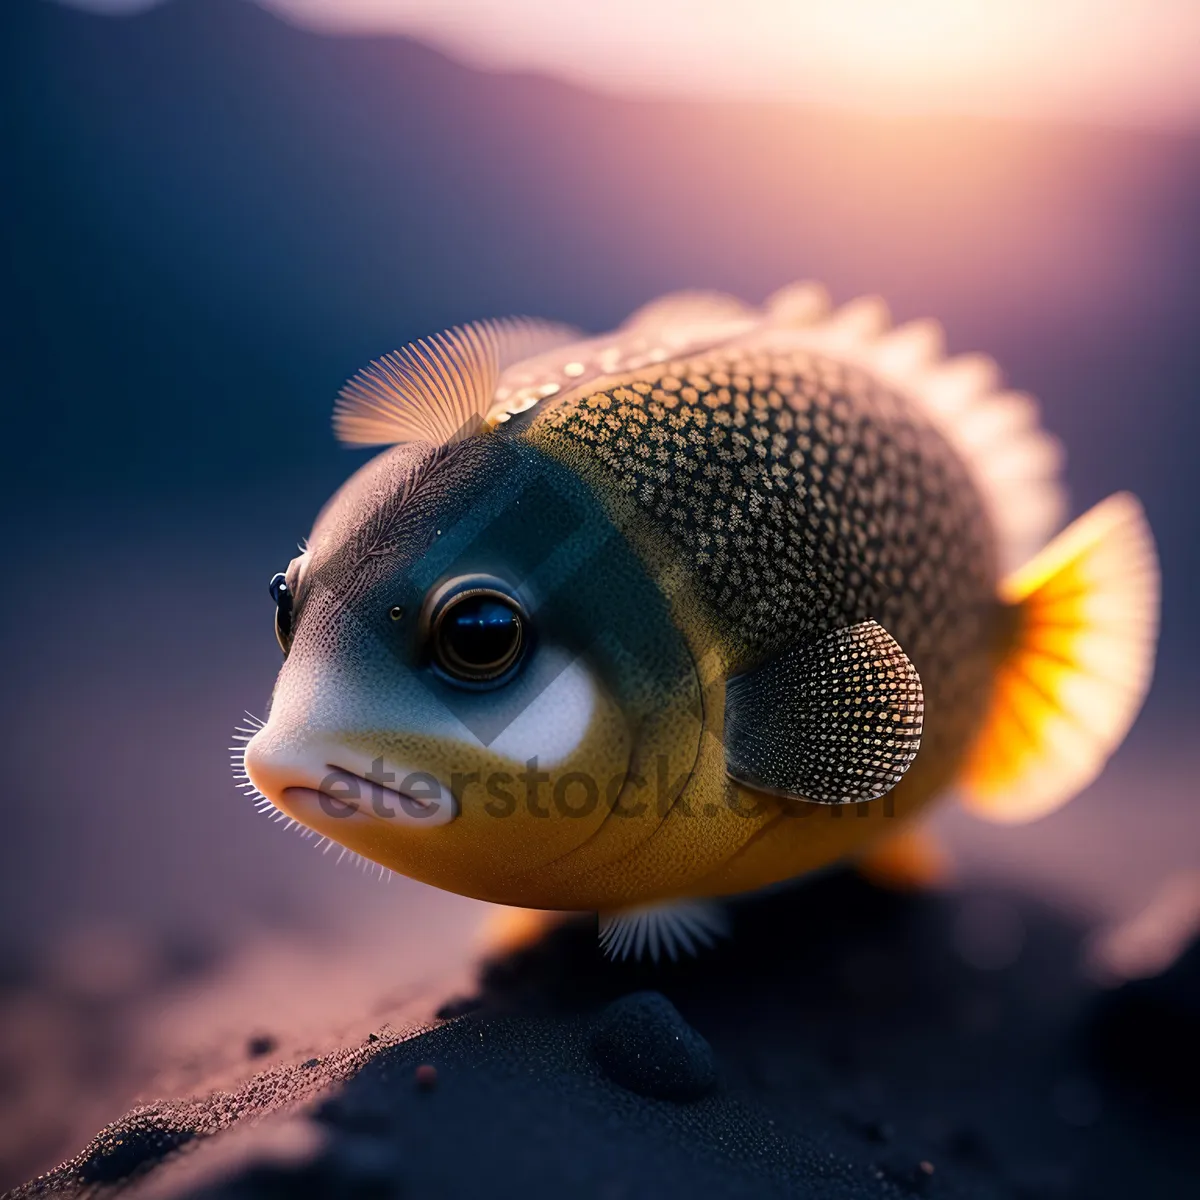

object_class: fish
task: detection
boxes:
[238,283,1159,961]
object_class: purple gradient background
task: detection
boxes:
[2,0,1200,1184]
[2,0,1197,958]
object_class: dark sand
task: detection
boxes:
[7,872,1196,1199]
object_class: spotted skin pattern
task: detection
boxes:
[724,619,924,806]
[246,290,1155,920]
[520,346,1003,901]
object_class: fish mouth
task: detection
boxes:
[282,764,456,827]
[243,724,460,831]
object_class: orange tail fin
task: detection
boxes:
[959,493,1159,823]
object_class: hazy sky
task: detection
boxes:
[59,0,1200,128]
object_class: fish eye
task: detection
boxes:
[426,578,527,686]
[269,572,293,656]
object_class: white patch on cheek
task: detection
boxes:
[485,658,597,768]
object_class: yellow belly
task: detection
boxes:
[524,740,957,911]
[490,674,971,912]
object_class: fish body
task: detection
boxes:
[241,286,1158,949]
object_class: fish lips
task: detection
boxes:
[280,765,459,829]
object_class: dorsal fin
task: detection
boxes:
[761,280,831,327]
[485,293,758,427]
[744,290,1067,573]
[339,288,1068,574]
[621,290,757,343]
[333,318,580,448]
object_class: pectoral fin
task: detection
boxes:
[724,620,924,804]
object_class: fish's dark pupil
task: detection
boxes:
[438,594,522,679]
[269,572,293,655]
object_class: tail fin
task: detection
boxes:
[958,493,1159,823]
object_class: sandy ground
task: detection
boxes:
[4,868,1197,1200]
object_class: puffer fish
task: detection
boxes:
[238,284,1159,961]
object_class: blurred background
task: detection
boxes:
[1,0,1197,1185]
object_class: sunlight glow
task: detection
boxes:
[266,0,1200,127]
[58,0,1200,128]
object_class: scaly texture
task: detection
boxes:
[530,344,998,778]
[724,620,924,805]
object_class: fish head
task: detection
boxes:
[242,433,705,904]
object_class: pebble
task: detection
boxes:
[590,991,716,1102]
[246,1034,276,1058]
